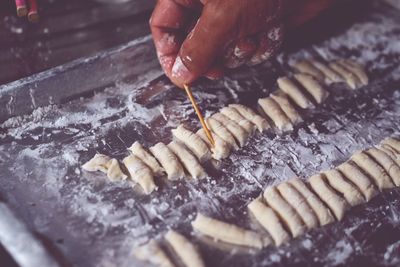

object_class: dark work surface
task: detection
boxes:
[0,0,155,85]
[0,243,19,267]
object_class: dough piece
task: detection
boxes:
[167,141,207,180]
[206,117,238,149]
[277,182,319,230]
[220,106,257,134]
[292,60,325,81]
[258,97,293,132]
[277,76,314,109]
[212,113,249,147]
[165,230,205,267]
[248,197,290,246]
[196,129,231,160]
[366,148,400,186]
[288,178,335,226]
[150,143,185,180]
[329,62,361,90]
[123,154,156,194]
[381,137,400,153]
[271,90,303,124]
[323,169,365,206]
[310,60,343,84]
[337,59,369,86]
[309,174,350,221]
[171,125,211,163]
[191,213,270,249]
[337,162,378,201]
[378,145,400,165]
[351,151,395,190]
[82,154,127,181]
[229,104,270,132]
[128,142,164,176]
[133,240,175,267]
[263,186,306,237]
[294,73,329,104]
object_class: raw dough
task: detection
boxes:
[171,125,211,163]
[277,182,319,229]
[310,60,342,84]
[150,143,186,180]
[191,213,269,249]
[309,174,349,221]
[366,148,400,186]
[206,117,238,149]
[378,145,400,165]
[329,62,361,90]
[337,162,378,201]
[220,106,257,134]
[165,230,205,267]
[277,76,314,109]
[167,141,207,180]
[123,154,156,194]
[212,113,249,147]
[381,137,400,153]
[271,90,303,124]
[351,151,395,190]
[323,169,365,206]
[248,197,290,246]
[294,73,329,104]
[229,104,270,132]
[263,186,306,237]
[258,97,293,132]
[196,129,231,160]
[133,240,175,267]
[82,154,127,181]
[128,142,164,176]
[292,60,325,81]
[337,59,369,86]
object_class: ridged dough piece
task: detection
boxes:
[82,154,128,181]
[171,125,211,163]
[351,151,395,190]
[378,145,400,165]
[310,60,343,84]
[381,137,400,153]
[167,141,207,180]
[293,60,325,81]
[248,197,290,246]
[196,129,231,160]
[133,240,175,267]
[294,73,329,104]
[206,117,238,149]
[323,169,365,206]
[271,90,303,124]
[277,76,314,109]
[337,59,369,86]
[150,143,185,180]
[366,148,400,186]
[123,155,156,194]
[309,174,350,221]
[220,106,257,134]
[277,182,319,230]
[263,186,306,237]
[212,113,249,147]
[191,213,270,249]
[337,162,378,201]
[329,62,361,90]
[128,142,164,176]
[258,97,293,132]
[288,178,335,226]
[229,104,270,132]
[165,230,205,267]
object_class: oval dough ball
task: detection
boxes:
[294,73,329,104]
[220,106,257,134]
[228,104,270,132]
[150,143,186,180]
[128,141,164,176]
[277,76,314,109]
[258,97,293,132]
[123,154,156,194]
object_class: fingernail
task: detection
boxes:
[172,56,193,85]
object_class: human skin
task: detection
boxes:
[149,0,339,88]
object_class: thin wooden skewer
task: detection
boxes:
[15,0,28,17]
[183,84,215,147]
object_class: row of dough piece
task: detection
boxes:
[189,136,400,249]
[133,136,399,266]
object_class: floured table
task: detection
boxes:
[0,1,400,267]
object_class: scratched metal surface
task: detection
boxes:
[0,1,400,267]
